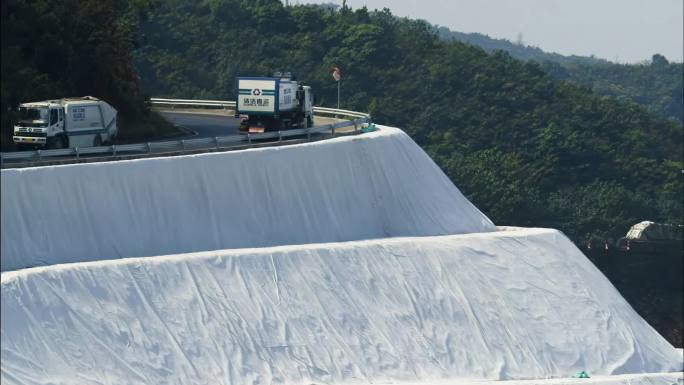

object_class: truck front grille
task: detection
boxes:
[14,131,47,138]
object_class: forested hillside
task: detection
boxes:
[134,0,682,244]
[437,27,684,122]
[435,27,608,66]
[541,56,683,122]
[0,0,173,150]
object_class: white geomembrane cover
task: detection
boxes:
[1,126,494,272]
[1,229,681,384]
[1,126,681,385]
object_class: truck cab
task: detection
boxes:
[298,86,314,127]
[14,102,66,148]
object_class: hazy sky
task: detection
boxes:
[300,0,683,63]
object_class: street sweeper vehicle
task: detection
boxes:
[236,72,313,133]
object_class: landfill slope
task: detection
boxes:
[1,228,681,385]
[2,125,680,385]
[0,126,495,272]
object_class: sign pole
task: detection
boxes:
[331,66,342,119]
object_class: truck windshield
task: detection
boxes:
[18,107,49,126]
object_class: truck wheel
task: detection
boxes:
[93,134,102,147]
[52,136,66,149]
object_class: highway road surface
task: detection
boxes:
[159,111,242,139]
[158,110,345,139]
[2,110,358,168]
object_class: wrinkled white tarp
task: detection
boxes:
[2,228,681,385]
[391,372,684,385]
[1,126,494,271]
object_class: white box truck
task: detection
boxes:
[13,96,118,149]
[236,72,313,133]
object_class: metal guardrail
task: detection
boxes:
[1,98,372,168]
[151,98,369,120]
[149,98,236,109]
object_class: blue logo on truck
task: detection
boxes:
[73,107,86,121]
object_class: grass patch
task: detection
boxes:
[115,110,183,144]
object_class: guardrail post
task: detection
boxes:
[214,136,219,150]
[112,145,117,156]
[147,142,152,154]
[36,150,42,160]
[247,133,252,147]
[74,147,79,159]
[307,128,311,141]
[278,131,282,142]
[331,125,336,137]
[181,140,185,152]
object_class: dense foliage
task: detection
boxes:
[0,0,173,150]
[134,0,682,244]
[438,28,684,122]
[542,56,684,122]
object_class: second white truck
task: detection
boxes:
[236,72,313,133]
[13,96,118,149]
